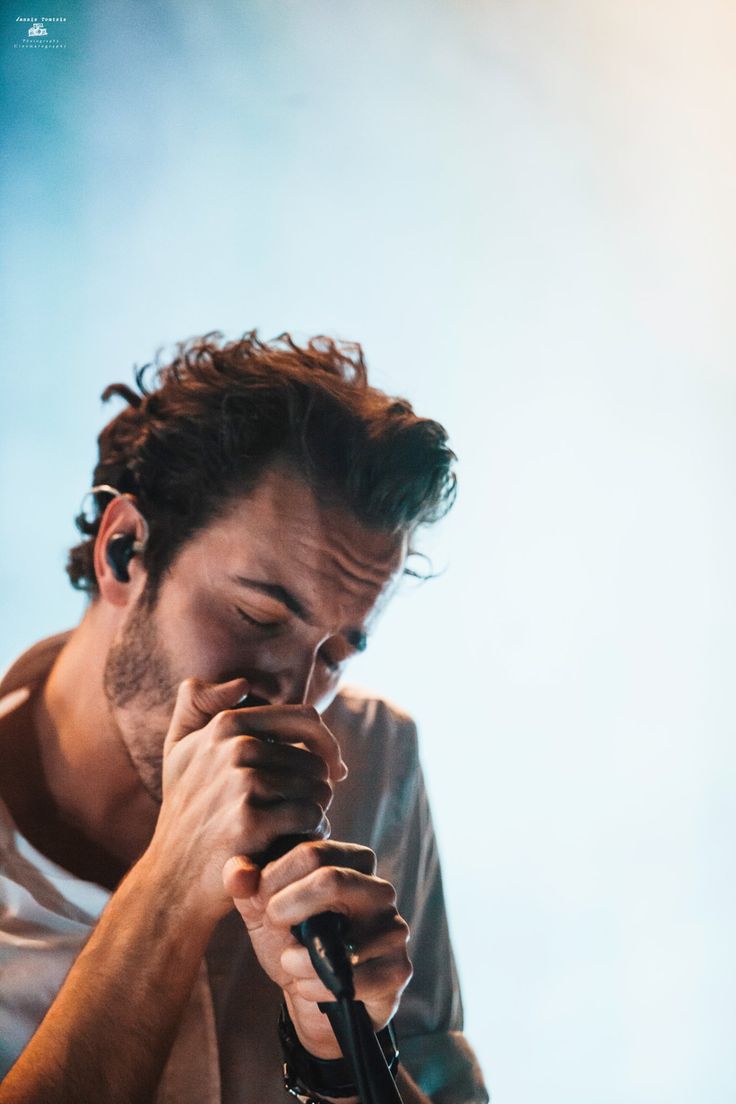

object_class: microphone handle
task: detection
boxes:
[293,910,355,1000]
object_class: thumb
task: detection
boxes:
[165,675,250,749]
[223,854,260,908]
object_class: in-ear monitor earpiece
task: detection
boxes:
[106,533,145,583]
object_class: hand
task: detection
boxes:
[223,841,413,1058]
[145,678,347,921]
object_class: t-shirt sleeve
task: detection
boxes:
[386,723,489,1103]
[327,691,489,1102]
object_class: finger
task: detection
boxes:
[222,854,260,900]
[258,841,377,900]
[166,676,249,749]
[337,911,411,956]
[212,705,347,782]
[230,736,330,782]
[290,950,412,1006]
[240,801,331,858]
[239,767,332,810]
[266,868,396,928]
[281,915,409,977]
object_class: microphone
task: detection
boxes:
[292,909,354,1000]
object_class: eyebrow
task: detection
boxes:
[232,576,368,653]
[233,577,310,619]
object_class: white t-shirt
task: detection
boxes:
[0,633,487,1102]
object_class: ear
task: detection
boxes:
[93,495,150,608]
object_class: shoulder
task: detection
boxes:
[323,686,423,833]
[0,632,71,700]
[0,634,72,830]
[325,687,423,851]
[323,684,419,759]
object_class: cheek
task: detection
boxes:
[160,596,298,685]
[156,594,254,682]
[182,625,269,683]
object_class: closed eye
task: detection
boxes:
[235,607,283,630]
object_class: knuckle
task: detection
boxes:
[399,956,413,985]
[311,839,338,864]
[292,839,325,872]
[228,734,252,765]
[314,864,346,894]
[358,846,377,874]
[372,877,397,908]
[211,710,235,739]
[178,675,202,700]
[394,916,411,944]
[308,841,369,867]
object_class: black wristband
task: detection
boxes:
[278,1002,399,1100]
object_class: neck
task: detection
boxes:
[34,605,159,868]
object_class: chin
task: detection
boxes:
[114,707,168,804]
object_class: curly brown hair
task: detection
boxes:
[68,331,457,598]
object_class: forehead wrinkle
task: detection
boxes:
[287,514,402,588]
[312,558,403,643]
[323,522,405,577]
[318,550,395,598]
[218,476,404,630]
[276,537,397,636]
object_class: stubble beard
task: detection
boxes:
[103,594,180,803]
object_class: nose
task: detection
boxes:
[244,647,322,708]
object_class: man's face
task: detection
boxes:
[103,464,406,800]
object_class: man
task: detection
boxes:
[0,332,487,1102]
